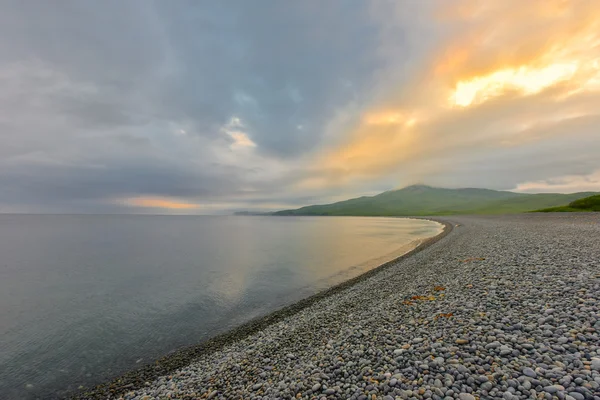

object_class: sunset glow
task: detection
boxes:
[121,197,201,210]
[363,111,416,126]
[301,0,600,195]
[451,63,579,107]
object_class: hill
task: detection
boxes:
[534,194,600,212]
[274,185,597,216]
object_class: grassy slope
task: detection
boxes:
[535,194,600,212]
[274,185,598,216]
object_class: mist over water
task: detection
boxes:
[0,215,441,399]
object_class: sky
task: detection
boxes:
[1,0,599,214]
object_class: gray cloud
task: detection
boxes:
[1,0,598,213]
[153,1,385,155]
[0,1,373,211]
[0,0,399,212]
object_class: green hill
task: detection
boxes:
[535,194,600,212]
[274,185,597,216]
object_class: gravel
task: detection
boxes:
[88,214,600,399]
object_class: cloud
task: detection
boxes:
[119,196,201,210]
[220,117,257,149]
[0,0,400,213]
[450,63,579,107]
[304,0,600,193]
[0,0,598,213]
[514,170,600,193]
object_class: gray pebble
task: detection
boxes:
[111,215,600,400]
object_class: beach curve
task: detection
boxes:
[70,218,451,400]
[75,214,600,399]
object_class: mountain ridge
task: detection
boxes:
[273,185,598,216]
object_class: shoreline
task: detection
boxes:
[70,218,453,399]
[74,214,600,400]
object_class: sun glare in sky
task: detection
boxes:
[451,63,579,107]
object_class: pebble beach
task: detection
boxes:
[80,214,600,400]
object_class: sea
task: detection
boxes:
[0,214,441,399]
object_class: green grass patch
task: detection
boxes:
[533,194,600,212]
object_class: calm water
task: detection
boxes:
[0,215,441,399]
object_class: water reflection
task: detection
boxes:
[0,215,440,399]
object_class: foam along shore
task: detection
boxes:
[78,214,599,400]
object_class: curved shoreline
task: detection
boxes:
[70,218,453,399]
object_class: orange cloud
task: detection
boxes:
[362,110,415,126]
[302,0,600,190]
[120,196,201,209]
[450,63,579,107]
